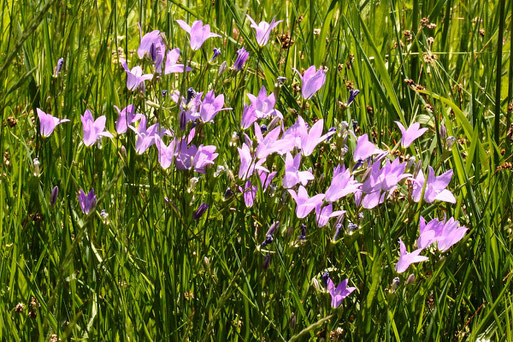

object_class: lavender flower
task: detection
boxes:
[114,104,142,134]
[164,48,193,74]
[353,134,383,162]
[199,90,231,123]
[78,188,97,214]
[36,108,70,138]
[327,278,356,308]
[246,15,282,47]
[417,216,468,252]
[120,59,153,91]
[81,109,113,146]
[293,65,326,99]
[395,121,428,148]
[155,135,176,169]
[411,166,456,204]
[137,29,166,72]
[287,186,325,219]
[176,19,221,50]
[395,239,428,274]
[239,181,257,207]
[233,47,250,71]
[283,152,314,188]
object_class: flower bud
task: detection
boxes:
[262,254,271,271]
[193,202,208,220]
[446,136,456,149]
[50,186,59,206]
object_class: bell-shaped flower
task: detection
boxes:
[327,278,356,308]
[282,152,314,188]
[395,239,428,274]
[114,104,142,134]
[299,119,334,156]
[81,109,113,146]
[164,48,193,74]
[411,166,456,203]
[137,29,166,72]
[293,65,326,100]
[417,216,467,252]
[315,203,345,228]
[193,145,218,173]
[199,90,231,123]
[233,47,250,70]
[247,86,281,119]
[353,134,383,162]
[241,105,258,129]
[238,142,267,180]
[287,186,325,219]
[77,188,97,214]
[37,108,70,137]
[176,19,221,50]
[120,59,153,91]
[239,181,257,207]
[175,139,197,171]
[129,116,170,154]
[246,15,282,47]
[395,121,428,148]
[255,123,282,159]
[155,135,176,169]
[325,165,360,202]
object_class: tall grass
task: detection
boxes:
[1,0,512,340]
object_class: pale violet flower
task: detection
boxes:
[246,14,282,47]
[176,19,221,50]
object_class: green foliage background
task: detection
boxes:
[1,0,512,340]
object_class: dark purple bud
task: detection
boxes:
[346,89,360,106]
[391,276,400,291]
[179,111,187,131]
[440,124,447,140]
[261,234,274,248]
[53,58,64,77]
[352,120,358,131]
[233,47,249,71]
[262,254,271,271]
[186,87,197,105]
[161,90,168,97]
[193,202,208,220]
[298,224,306,241]
[50,186,59,206]
[260,124,268,132]
[210,48,221,62]
[352,159,364,171]
[224,187,233,198]
[321,272,330,287]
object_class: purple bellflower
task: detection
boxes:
[164,48,193,74]
[129,115,170,154]
[417,216,467,252]
[37,108,70,138]
[293,65,326,99]
[395,121,428,148]
[81,109,113,146]
[241,104,258,129]
[395,239,428,274]
[327,278,356,308]
[193,145,218,173]
[233,47,250,70]
[411,166,456,203]
[247,86,282,120]
[254,123,282,159]
[120,59,153,91]
[353,134,383,162]
[193,202,209,220]
[137,29,166,72]
[176,19,221,50]
[78,188,97,214]
[288,186,325,219]
[315,203,345,228]
[298,119,334,156]
[325,164,361,203]
[199,90,232,123]
[239,181,257,207]
[114,104,142,134]
[282,152,314,188]
[155,135,176,169]
[246,15,282,47]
